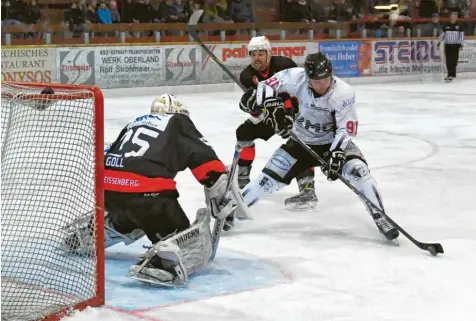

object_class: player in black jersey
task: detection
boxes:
[235,36,317,213]
[65,94,235,287]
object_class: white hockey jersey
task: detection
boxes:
[256,67,358,150]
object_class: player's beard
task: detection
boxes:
[252,54,269,71]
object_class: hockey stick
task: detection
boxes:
[187,10,247,92]
[290,132,444,256]
[209,146,242,262]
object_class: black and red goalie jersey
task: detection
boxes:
[104,112,225,197]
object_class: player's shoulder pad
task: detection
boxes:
[331,77,356,109]
[271,55,298,68]
[240,65,256,87]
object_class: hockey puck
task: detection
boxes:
[428,245,438,256]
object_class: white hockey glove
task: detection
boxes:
[263,107,293,138]
[321,149,346,181]
[205,174,236,220]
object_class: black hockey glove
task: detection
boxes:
[263,107,293,138]
[239,88,258,114]
[321,149,346,181]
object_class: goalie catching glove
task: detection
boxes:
[205,173,236,220]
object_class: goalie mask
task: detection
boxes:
[248,36,272,71]
[151,94,189,116]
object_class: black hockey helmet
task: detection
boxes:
[304,52,333,80]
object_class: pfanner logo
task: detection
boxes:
[222,45,307,62]
[374,40,441,64]
[59,49,95,85]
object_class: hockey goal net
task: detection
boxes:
[1,82,105,320]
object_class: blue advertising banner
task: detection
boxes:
[319,41,369,77]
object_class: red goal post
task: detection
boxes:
[1,81,105,320]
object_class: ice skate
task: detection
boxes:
[285,177,317,210]
[238,165,251,189]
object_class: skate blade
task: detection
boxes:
[285,201,318,212]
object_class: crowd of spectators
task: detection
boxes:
[1,0,475,39]
[281,0,475,37]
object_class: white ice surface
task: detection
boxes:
[69,79,476,321]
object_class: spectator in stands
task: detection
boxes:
[228,0,254,23]
[64,1,86,38]
[122,0,137,23]
[389,0,411,35]
[2,0,26,27]
[26,0,41,25]
[85,1,98,24]
[283,0,315,22]
[134,0,155,23]
[202,0,234,23]
[329,0,356,22]
[109,1,121,23]
[415,0,438,18]
[98,1,113,24]
[159,0,187,22]
[364,12,389,37]
[310,0,328,22]
[442,0,470,17]
[419,12,442,36]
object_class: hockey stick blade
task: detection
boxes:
[290,132,444,255]
[187,9,203,27]
[187,13,246,92]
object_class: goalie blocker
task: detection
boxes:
[64,94,235,286]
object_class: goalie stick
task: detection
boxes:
[209,146,241,261]
[290,132,444,256]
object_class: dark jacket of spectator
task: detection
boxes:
[228,0,254,23]
[159,0,187,22]
[416,0,438,18]
[65,2,86,25]
[329,0,355,22]
[26,0,41,24]
[86,4,98,23]
[122,0,137,23]
[283,0,313,22]
[2,0,27,23]
[310,0,327,22]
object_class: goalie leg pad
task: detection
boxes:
[128,208,213,286]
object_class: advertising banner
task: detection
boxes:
[319,41,372,77]
[457,39,476,72]
[199,42,320,84]
[371,40,443,76]
[57,47,96,85]
[1,47,56,83]
[95,46,163,88]
[57,46,163,88]
[163,45,200,86]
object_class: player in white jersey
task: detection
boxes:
[238,52,399,240]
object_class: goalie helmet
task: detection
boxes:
[304,52,333,80]
[151,94,189,116]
